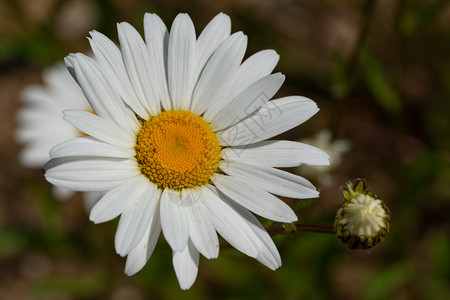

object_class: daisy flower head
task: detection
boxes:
[45,12,330,289]
[335,179,390,250]
[16,63,101,205]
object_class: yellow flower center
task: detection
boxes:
[135,111,221,190]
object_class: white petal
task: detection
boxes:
[16,117,57,138]
[20,63,90,110]
[50,136,135,159]
[82,191,103,212]
[204,49,279,121]
[19,85,49,106]
[16,104,59,125]
[144,13,171,111]
[64,54,77,80]
[201,185,259,257]
[168,14,196,111]
[225,49,280,101]
[89,30,150,119]
[225,199,281,270]
[46,177,129,192]
[45,156,140,192]
[173,240,199,290]
[42,62,88,107]
[117,22,161,116]
[45,156,139,180]
[16,119,77,144]
[221,140,330,167]
[89,176,148,223]
[18,142,53,167]
[115,181,160,256]
[211,174,298,222]
[63,110,135,148]
[219,161,319,199]
[72,53,140,133]
[217,96,319,146]
[125,203,162,276]
[160,189,189,252]
[184,189,219,259]
[190,32,247,115]
[52,186,75,201]
[194,13,231,80]
[210,73,285,131]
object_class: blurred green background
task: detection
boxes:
[1,0,449,299]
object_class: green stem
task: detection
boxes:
[347,0,379,73]
[269,223,335,236]
[219,223,335,250]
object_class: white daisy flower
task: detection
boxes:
[45,12,330,289]
[16,63,102,207]
[298,129,351,187]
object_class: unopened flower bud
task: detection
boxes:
[334,179,390,250]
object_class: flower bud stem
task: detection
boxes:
[296,223,336,234]
[269,223,335,235]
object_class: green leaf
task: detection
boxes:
[364,261,413,300]
[293,198,315,212]
[32,273,109,299]
[332,54,350,98]
[0,229,28,259]
[359,46,402,116]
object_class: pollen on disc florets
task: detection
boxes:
[135,111,222,190]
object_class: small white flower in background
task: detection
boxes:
[298,129,351,187]
[15,63,102,208]
[44,12,330,289]
[335,179,390,250]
